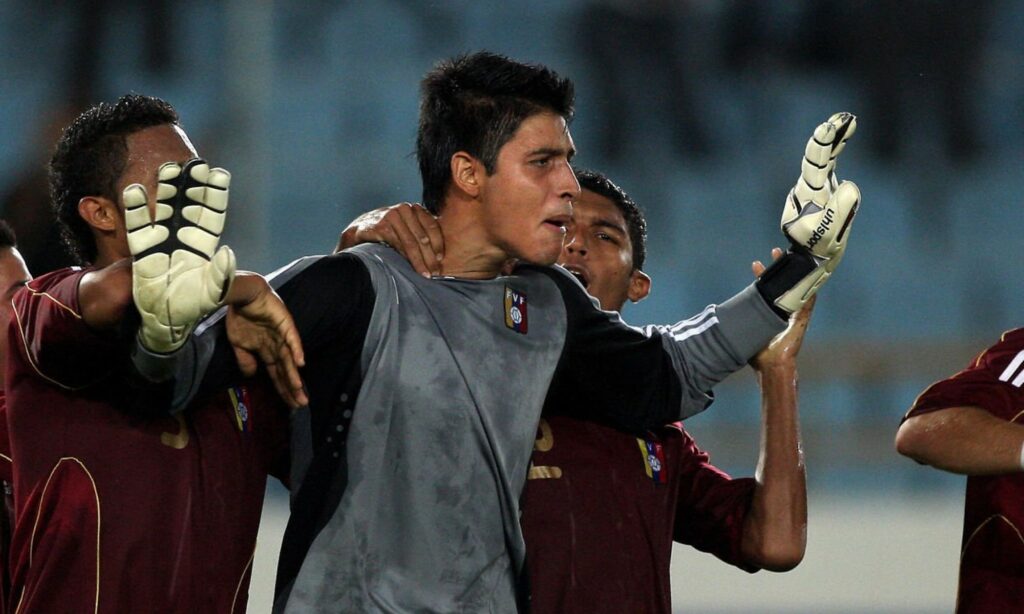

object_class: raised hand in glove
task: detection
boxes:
[757,113,861,315]
[125,158,235,353]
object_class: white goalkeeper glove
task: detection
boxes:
[757,112,861,314]
[125,158,236,353]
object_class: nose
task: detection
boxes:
[559,162,581,201]
[564,230,587,256]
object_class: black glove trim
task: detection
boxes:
[754,249,818,319]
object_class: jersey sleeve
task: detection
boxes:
[536,266,683,434]
[538,266,785,433]
[906,330,1024,423]
[645,283,787,419]
[11,269,126,389]
[129,253,376,413]
[672,428,758,572]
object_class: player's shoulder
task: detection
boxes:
[24,266,84,291]
[15,266,85,308]
[972,328,1024,370]
[514,263,596,306]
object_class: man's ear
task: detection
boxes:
[627,269,652,303]
[77,195,121,232]
[450,151,483,199]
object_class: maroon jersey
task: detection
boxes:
[520,415,757,614]
[906,328,1024,613]
[5,268,288,614]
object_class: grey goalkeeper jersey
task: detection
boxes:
[131,243,785,613]
[278,244,784,613]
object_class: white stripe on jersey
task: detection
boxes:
[671,316,720,342]
[668,304,716,336]
[999,350,1024,386]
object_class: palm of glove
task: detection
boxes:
[781,112,860,270]
[125,158,236,353]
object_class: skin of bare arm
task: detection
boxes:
[739,254,810,571]
[896,406,1024,475]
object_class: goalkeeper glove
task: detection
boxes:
[758,112,861,314]
[125,158,236,353]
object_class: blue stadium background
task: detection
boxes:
[2,1,1019,611]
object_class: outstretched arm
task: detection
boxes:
[739,279,812,571]
[896,407,1024,475]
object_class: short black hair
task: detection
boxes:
[0,220,17,250]
[575,169,647,271]
[417,51,575,214]
[49,94,178,264]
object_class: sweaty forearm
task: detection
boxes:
[896,406,1024,475]
[740,363,806,571]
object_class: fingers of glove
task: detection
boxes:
[183,204,226,236]
[204,245,236,305]
[124,184,153,230]
[185,181,229,213]
[780,189,803,228]
[825,112,857,170]
[155,161,182,203]
[178,226,220,258]
[831,180,860,243]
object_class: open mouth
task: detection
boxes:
[544,215,571,234]
[563,265,589,288]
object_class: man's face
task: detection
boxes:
[112,124,197,256]
[477,112,579,266]
[559,189,650,313]
[0,247,31,374]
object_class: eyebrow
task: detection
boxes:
[529,146,576,161]
[591,218,627,235]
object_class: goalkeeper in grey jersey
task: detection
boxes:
[131,52,859,613]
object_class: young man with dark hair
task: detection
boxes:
[242,52,857,612]
[522,170,809,613]
[343,168,814,613]
[4,94,302,613]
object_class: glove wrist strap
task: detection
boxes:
[755,249,818,318]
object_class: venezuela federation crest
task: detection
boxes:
[504,286,528,334]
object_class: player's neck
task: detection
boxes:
[435,210,508,280]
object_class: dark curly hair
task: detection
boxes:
[417,51,575,214]
[574,169,647,271]
[49,94,178,264]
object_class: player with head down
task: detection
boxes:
[3,94,305,613]
[143,53,859,613]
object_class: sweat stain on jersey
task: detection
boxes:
[228,385,251,433]
[637,437,667,484]
[504,286,528,334]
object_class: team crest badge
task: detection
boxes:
[637,438,667,484]
[228,385,251,433]
[504,286,528,334]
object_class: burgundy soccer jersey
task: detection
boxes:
[906,328,1024,613]
[5,268,288,613]
[520,415,756,614]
